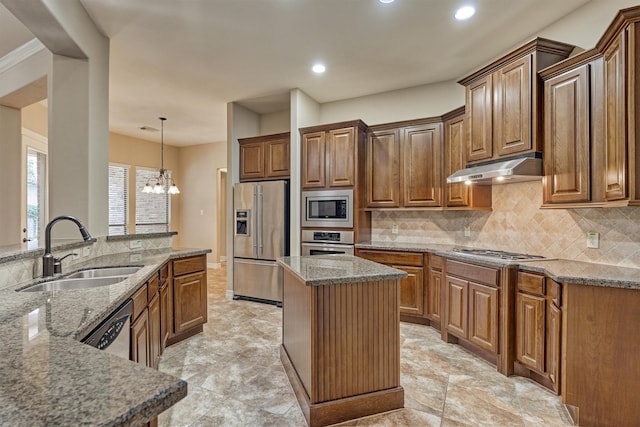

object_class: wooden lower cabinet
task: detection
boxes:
[148,293,161,370]
[131,308,150,366]
[160,280,171,351]
[443,260,501,368]
[427,256,443,328]
[514,272,562,394]
[168,255,208,344]
[355,249,430,324]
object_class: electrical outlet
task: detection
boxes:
[130,253,143,262]
[587,231,600,249]
[391,224,399,234]
[82,246,91,257]
[464,226,471,237]
[129,239,142,249]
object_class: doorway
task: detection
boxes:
[21,129,48,246]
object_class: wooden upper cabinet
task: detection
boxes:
[494,55,532,157]
[239,141,264,181]
[365,120,443,208]
[403,124,442,207]
[327,127,355,187]
[602,31,627,201]
[239,132,290,182]
[300,121,366,190]
[543,63,591,204]
[443,108,492,210]
[367,129,401,207]
[459,38,574,165]
[301,131,326,188]
[466,75,493,162]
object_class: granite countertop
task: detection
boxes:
[277,255,408,286]
[0,247,210,426]
[356,241,640,290]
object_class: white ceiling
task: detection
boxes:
[0,0,592,146]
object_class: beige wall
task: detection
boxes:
[109,132,181,242]
[21,102,48,137]
[371,181,640,268]
[260,109,290,135]
[177,141,227,265]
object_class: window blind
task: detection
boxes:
[135,168,170,233]
[108,164,129,235]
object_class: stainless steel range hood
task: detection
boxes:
[446,155,543,185]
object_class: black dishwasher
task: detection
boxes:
[82,299,133,359]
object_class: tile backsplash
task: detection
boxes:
[371,181,640,268]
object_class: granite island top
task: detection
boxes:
[356,241,640,290]
[0,247,210,426]
[277,255,407,286]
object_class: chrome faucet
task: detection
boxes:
[42,215,92,277]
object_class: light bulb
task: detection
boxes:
[153,183,164,194]
[455,6,476,21]
[168,185,180,195]
[142,183,153,193]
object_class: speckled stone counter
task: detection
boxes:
[277,255,407,286]
[0,247,210,426]
[356,241,640,290]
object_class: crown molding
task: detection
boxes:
[0,38,46,75]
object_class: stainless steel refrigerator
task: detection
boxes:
[233,180,289,305]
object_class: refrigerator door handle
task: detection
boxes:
[252,187,258,258]
[258,186,264,256]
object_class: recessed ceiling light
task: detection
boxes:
[312,63,326,74]
[455,5,476,21]
[379,0,395,3]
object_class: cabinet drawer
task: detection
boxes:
[548,280,561,307]
[147,273,159,298]
[430,255,444,270]
[356,250,423,267]
[447,260,498,287]
[131,283,148,321]
[517,272,545,296]
[159,263,169,287]
[173,255,206,276]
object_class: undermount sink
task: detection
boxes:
[66,266,142,279]
[18,276,130,292]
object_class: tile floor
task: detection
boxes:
[158,265,574,426]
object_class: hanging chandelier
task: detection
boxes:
[142,117,180,195]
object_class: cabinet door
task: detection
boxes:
[148,293,161,370]
[174,271,208,333]
[602,32,627,201]
[445,114,470,207]
[468,282,499,354]
[403,124,442,207]
[327,127,355,187]
[548,303,561,390]
[466,75,493,162]
[265,137,290,178]
[445,275,468,339]
[495,55,532,156]
[543,64,591,203]
[367,129,401,207]
[239,141,265,181]
[428,267,442,322]
[160,282,171,351]
[516,292,545,372]
[302,132,326,189]
[131,309,150,367]
[393,265,424,317]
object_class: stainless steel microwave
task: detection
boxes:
[301,189,353,228]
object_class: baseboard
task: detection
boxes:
[207,262,221,269]
[225,289,235,300]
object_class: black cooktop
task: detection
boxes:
[451,248,546,261]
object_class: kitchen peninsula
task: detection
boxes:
[277,255,407,427]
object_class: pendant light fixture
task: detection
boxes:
[142,117,180,195]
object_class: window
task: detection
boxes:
[135,167,170,233]
[25,147,47,243]
[108,164,129,235]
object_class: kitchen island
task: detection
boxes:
[277,255,407,427]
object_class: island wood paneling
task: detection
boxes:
[281,270,403,427]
